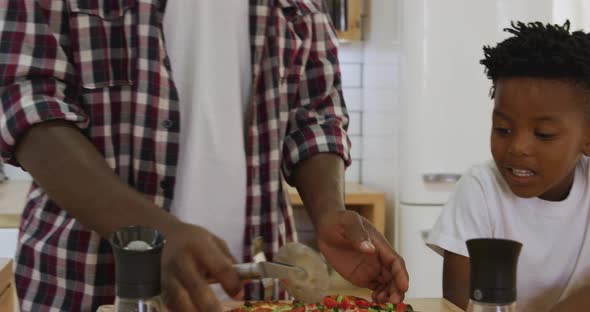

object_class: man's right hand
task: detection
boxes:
[160,222,243,312]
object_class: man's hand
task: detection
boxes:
[316,210,409,304]
[291,153,408,302]
[14,122,244,310]
[160,222,243,312]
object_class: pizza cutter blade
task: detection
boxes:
[230,261,307,281]
[209,242,329,303]
[273,242,330,303]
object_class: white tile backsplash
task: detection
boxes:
[348,112,362,136]
[363,64,398,89]
[363,89,398,112]
[338,3,402,225]
[361,159,397,191]
[342,88,363,112]
[338,42,364,63]
[345,159,361,183]
[349,135,363,160]
[340,64,362,88]
[362,111,395,136]
[362,0,402,63]
[362,136,396,160]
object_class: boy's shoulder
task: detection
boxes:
[456,160,515,200]
[462,160,504,187]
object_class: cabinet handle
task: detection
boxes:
[422,173,461,183]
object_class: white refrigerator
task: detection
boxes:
[397,0,590,298]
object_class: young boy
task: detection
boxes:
[427,21,590,312]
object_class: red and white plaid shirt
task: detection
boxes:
[0,0,350,310]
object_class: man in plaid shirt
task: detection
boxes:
[0,0,409,311]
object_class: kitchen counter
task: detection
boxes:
[0,181,30,229]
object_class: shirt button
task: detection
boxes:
[160,179,170,189]
[163,57,171,68]
[162,119,174,129]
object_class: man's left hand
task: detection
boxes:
[316,209,409,304]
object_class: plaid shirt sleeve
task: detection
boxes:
[0,1,89,166]
[281,6,352,182]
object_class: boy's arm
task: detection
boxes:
[443,250,471,310]
[551,286,590,311]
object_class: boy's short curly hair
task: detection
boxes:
[480,20,590,99]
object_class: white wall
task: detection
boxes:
[339,0,401,245]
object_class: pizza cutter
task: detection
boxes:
[209,242,330,303]
[273,242,330,303]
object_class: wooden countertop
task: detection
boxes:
[0,181,30,228]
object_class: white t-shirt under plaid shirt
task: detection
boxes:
[163,0,250,266]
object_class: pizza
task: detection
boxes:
[227,295,414,312]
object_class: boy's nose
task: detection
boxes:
[507,133,533,156]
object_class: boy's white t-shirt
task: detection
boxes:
[427,157,590,312]
[163,2,250,265]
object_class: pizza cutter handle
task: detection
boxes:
[207,263,260,283]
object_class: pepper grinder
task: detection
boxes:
[466,238,522,312]
[109,226,166,312]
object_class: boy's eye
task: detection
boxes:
[494,127,511,135]
[535,132,557,140]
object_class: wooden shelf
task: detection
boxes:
[335,0,364,42]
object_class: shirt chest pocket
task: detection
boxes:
[67,0,137,89]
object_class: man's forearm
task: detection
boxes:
[15,120,179,238]
[291,153,346,225]
[552,285,590,311]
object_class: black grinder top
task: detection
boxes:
[466,238,522,304]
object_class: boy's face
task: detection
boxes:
[491,77,590,201]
